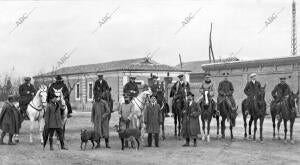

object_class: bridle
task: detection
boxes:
[29,90,47,111]
[132,91,151,111]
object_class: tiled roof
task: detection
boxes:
[35,58,190,78]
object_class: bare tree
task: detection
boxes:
[65,75,81,95]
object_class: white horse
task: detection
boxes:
[25,85,48,144]
[53,88,68,140]
[130,87,152,146]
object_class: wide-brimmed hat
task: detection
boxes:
[24,77,31,81]
[55,75,63,81]
[249,73,257,78]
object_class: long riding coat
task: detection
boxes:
[182,101,201,139]
[271,83,291,101]
[217,79,236,107]
[93,79,110,99]
[0,102,21,134]
[144,103,162,134]
[91,99,110,139]
[44,101,63,129]
[123,82,139,98]
[18,83,35,108]
[244,81,261,98]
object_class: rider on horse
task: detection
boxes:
[199,73,217,116]
[123,76,139,101]
[18,77,35,120]
[170,74,190,104]
[150,75,168,116]
[271,76,292,117]
[48,75,72,118]
[93,74,110,100]
[217,72,236,111]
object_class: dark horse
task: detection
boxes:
[199,90,214,142]
[170,87,187,139]
[157,97,169,140]
[217,96,238,140]
[242,85,266,142]
[270,91,298,144]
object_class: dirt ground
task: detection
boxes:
[0,112,300,165]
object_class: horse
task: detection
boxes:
[217,96,238,140]
[130,87,152,145]
[20,85,48,144]
[271,91,298,144]
[53,88,68,140]
[242,85,266,142]
[199,90,215,142]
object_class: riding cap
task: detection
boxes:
[279,76,286,80]
[249,73,257,78]
[97,74,103,78]
[24,77,31,81]
[204,73,211,78]
[152,75,158,79]
[55,75,63,81]
[187,91,194,97]
[129,76,136,80]
[178,74,184,78]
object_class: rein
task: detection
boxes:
[132,95,148,111]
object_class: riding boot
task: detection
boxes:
[8,134,15,145]
[182,138,190,147]
[154,133,159,147]
[49,138,54,151]
[0,132,6,145]
[105,138,111,148]
[147,133,152,147]
[193,139,197,147]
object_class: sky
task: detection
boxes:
[0,0,298,79]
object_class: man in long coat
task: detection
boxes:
[144,95,163,147]
[91,97,111,148]
[19,77,35,119]
[217,72,236,109]
[123,76,139,101]
[182,91,200,147]
[170,74,190,102]
[93,74,110,100]
[150,75,169,116]
[48,75,72,118]
[0,95,21,145]
[243,73,262,114]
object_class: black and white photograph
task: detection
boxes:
[0,0,299,164]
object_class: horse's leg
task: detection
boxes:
[207,118,211,142]
[283,119,288,144]
[30,119,34,143]
[248,116,253,139]
[253,118,257,142]
[174,113,177,137]
[201,117,206,141]
[277,117,282,140]
[272,115,276,140]
[39,118,45,145]
[243,114,247,139]
[162,116,166,140]
[260,117,264,142]
[230,123,234,141]
[221,117,226,139]
[216,115,220,139]
[290,119,295,144]
[178,112,182,140]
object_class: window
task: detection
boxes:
[75,83,80,100]
[87,82,93,101]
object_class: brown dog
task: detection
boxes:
[80,129,95,150]
[114,125,141,150]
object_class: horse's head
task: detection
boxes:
[141,86,152,98]
[203,89,210,106]
[53,88,66,108]
[289,91,299,111]
[38,85,48,107]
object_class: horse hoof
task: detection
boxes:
[284,140,288,144]
[291,140,295,145]
[278,137,281,140]
[207,135,210,142]
[272,136,276,141]
[15,139,19,143]
[260,140,264,144]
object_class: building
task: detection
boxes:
[201,56,300,112]
[33,57,190,111]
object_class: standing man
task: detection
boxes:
[123,76,139,101]
[217,72,236,110]
[170,74,190,103]
[244,73,262,114]
[150,75,169,116]
[93,74,110,100]
[199,73,216,116]
[44,93,68,150]
[48,75,72,118]
[19,77,35,120]
[144,95,163,147]
[181,91,201,147]
[0,95,22,145]
[91,97,111,149]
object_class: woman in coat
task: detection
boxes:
[91,98,110,148]
[0,95,21,145]
[144,95,163,147]
[182,91,201,147]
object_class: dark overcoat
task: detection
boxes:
[271,83,291,100]
[93,79,109,99]
[170,81,190,100]
[19,83,35,106]
[244,81,262,98]
[182,101,201,139]
[0,102,21,134]
[144,103,162,134]
[217,80,235,106]
[123,82,139,97]
[91,99,110,139]
[44,101,63,129]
